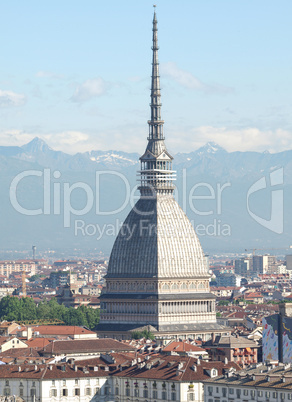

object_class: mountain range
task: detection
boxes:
[0,137,291,256]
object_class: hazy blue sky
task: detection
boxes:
[0,0,292,154]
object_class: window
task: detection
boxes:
[4,388,10,396]
[52,380,55,386]
[75,379,78,385]
[258,391,263,397]
[281,393,285,400]
[288,394,292,400]
[162,390,167,400]
[115,387,119,395]
[126,388,130,397]
[171,392,177,401]
[153,390,157,399]
[222,388,227,397]
[86,388,91,396]
[265,391,270,398]
[50,389,57,397]
[208,386,213,396]
[143,389,148,398]
[95,388,100,395]
[273,392,278,398]
[5,381,9,386]
[74,389,80,396]
[236,389,241,398]
[30,389,36,397]
[187,393,194,401]
[229,388,234,394]
[62,389,68,397]
[134,389,139,397]
[63,380,66,386]
[243,389,248,396]
[19,388,24,397]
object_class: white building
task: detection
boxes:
[0,363,108,402]
[203,362,292,402]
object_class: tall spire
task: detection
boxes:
[138,7,176,196]
[148,7,164,140]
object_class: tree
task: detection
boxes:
[131,330,155,340]
[218,300,229,306]
[0,295,100,330]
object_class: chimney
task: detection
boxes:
[34,365,37,371]
[224,357,228,365]
[18,367,21,372]
[27,326,33,340]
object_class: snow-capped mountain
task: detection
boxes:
[1,137,292,254]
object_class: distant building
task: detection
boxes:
[263,303,292,363]
[252,255,264,274]
[203,363,292,402]
[234,258,252,276]
[56,284,91,309]
[286,254,292,270]
[216,273,241,287]
[204,335,259,368]
[0,260,36,277]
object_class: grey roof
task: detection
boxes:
[106,194,207,279]
[101,292,215,300]
[204,363,292,390]
[204,335,258,348]
[97,322,225,333]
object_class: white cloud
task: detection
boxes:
[161,62,204,90]
[0,126,291,155]
[167,126,292,153]
[44,131,89,150]
[0,90,26,108]
[0,130,35,146]
[71,78,108,103]
[36,71,64,79]
[161,62,233,94]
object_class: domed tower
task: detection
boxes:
[97,9,222,340]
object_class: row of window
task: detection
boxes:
[121,388,177,400]
[208,386,292,400]
[50,387,99,397]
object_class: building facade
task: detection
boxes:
[203,362,292,402]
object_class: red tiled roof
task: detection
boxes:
[112,355,240,382]
[25,338,53,349]
[32,325,95,336]
[162,341,206,353]
[42,338,135,355]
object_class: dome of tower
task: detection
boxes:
[107,194,207,279]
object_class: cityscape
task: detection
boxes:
[0,1,292,402]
